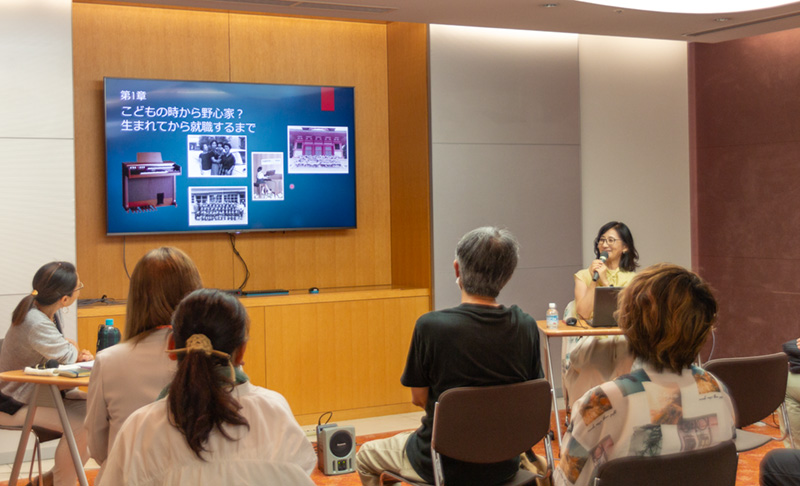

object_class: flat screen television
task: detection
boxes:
[103,77,356,235]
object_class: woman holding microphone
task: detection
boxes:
[563,221,639,419]
[573,221,638,319]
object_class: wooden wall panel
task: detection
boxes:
[263,295,428,417]
[224,14,393,291]
[242,305,267,388]
[72,3,393,298]
[78,288,430,420]
[388,23,432,290]
[77,305,127,355]
[78,304,267,386]
[73,4,234,298]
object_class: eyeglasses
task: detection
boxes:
[73,282,84,293]
[598,237,618,246]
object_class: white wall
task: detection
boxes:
[429,27,691,397]
[429,25,583,317]
[578,35,691,270]
[0,0,77,338]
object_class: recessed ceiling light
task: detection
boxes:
[575,0,798,14]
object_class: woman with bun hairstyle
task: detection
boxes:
[562,221,639,420]
[0,262,93,486]
[99,289,316,485]
[86,247,202,480]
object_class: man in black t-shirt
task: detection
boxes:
[356,226,543,486]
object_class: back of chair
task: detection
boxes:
[704,352,788,428]
[431,379,551,464]
[593,440,737,486]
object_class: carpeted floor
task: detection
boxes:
[312,410,787,486]
[0,411,784,485]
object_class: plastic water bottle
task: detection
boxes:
[546,303,559,330]
[97,318,121,352]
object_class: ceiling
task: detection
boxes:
[103,0,800,43]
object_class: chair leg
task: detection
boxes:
[544,431,555,477]
[432,451,445,486]
[28,433,42,483]
[781,403,796,448]
[37,435,43,481]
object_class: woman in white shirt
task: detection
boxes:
[86,247,202,480]
[98,288,316,486]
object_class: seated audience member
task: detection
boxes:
[356,226,543,486]
[562,221,639,416]
[554,264,736,486]
[0,261,93,486]
[98,289,315,485]
[86,247,202,480]
[761,449,800,486]
[782,338,800,447]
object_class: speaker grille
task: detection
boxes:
[329,430,354,458]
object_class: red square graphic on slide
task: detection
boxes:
[321,87,335,111]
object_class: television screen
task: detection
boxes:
[103,77,356,235]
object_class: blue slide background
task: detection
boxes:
[104,77,356,235]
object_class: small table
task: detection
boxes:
[537,320,623,444]
[0,370,90,486]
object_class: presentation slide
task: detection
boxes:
[104,77,356,235]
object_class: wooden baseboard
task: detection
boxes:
[295,402,419,426]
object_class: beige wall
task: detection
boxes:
[429,25,582,316]
[579,35,691,271]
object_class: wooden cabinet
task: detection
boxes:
[78,288,428,424]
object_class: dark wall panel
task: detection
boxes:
[694,28,800,358]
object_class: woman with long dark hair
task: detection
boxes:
[86,247,202,480]
[0,261,93,486]
[563,221,639,419]
[573,221,639,319]
[99,289,315,485]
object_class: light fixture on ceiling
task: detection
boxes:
[574,0,799,14]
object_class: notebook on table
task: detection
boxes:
[587,286,622,327]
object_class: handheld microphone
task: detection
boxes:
[592,251,609,282]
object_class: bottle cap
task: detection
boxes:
[105,318,114,326]
[549,303,556,308]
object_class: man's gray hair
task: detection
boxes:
[455,226,519,298]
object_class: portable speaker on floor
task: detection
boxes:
[317,424,356,475]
